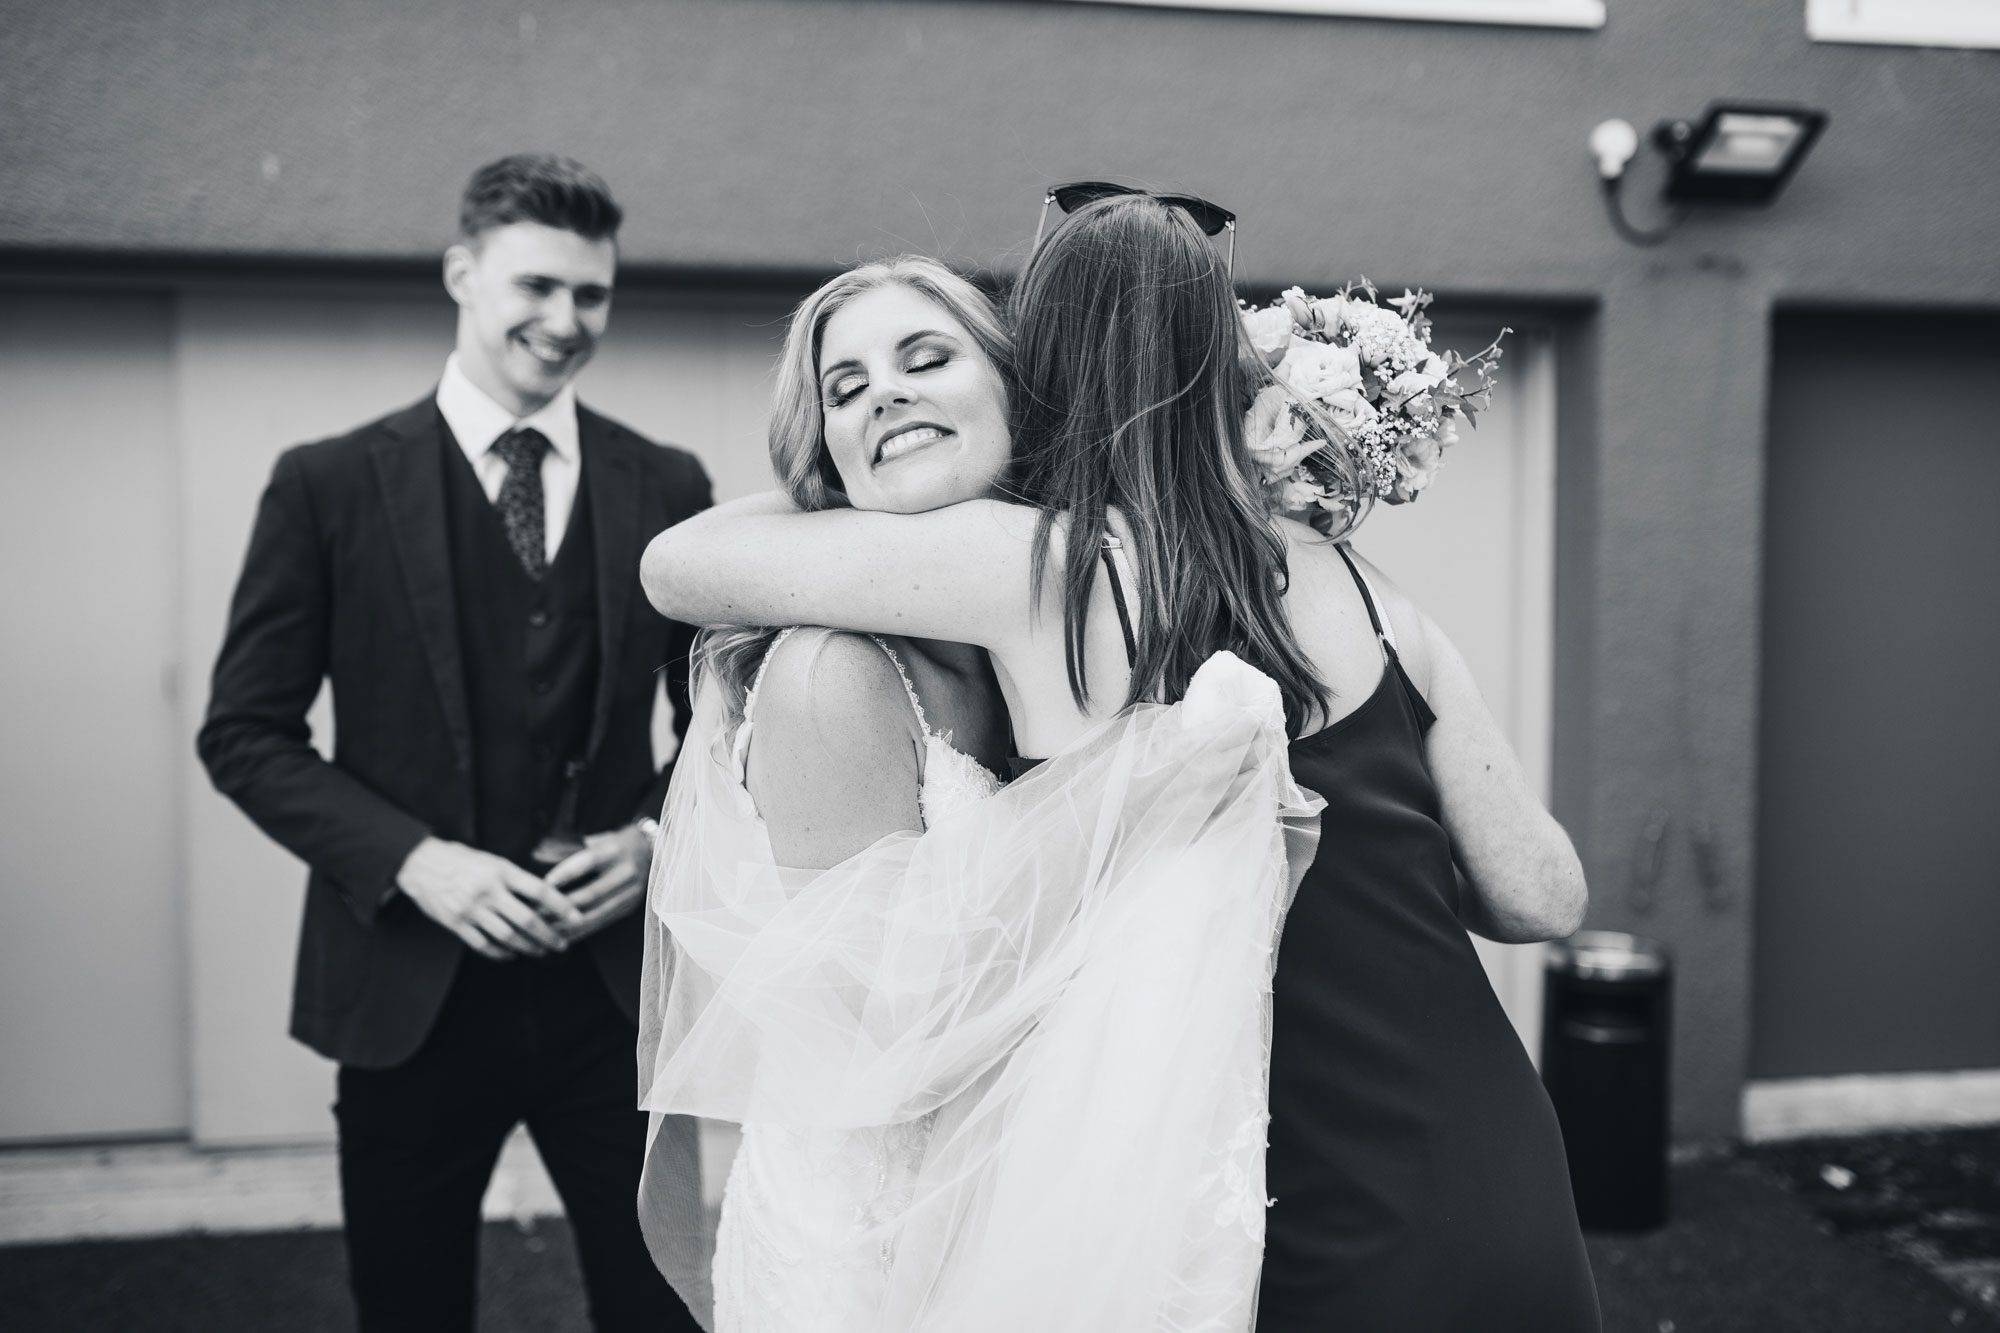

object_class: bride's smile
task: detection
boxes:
[873,420,953,466]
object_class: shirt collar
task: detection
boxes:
[436,354,580,464]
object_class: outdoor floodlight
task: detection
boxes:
[1653,103,1829,204]
[1588,101,1829,247]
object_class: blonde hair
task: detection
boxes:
[698,257,1013,722]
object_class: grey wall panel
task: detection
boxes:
[0,292,187,1140]
[0,0,1993,306]
[1753,310,2000,1079]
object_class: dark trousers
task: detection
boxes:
[334,949,698,1333]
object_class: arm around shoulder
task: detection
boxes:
[640,494,1036,650]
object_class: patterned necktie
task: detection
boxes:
[491,427,552,579]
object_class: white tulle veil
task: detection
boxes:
[635,650,1323,1332]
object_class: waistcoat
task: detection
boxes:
[441,436,601,869]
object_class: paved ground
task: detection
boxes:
[1587,1131,1999,1333]
[0,1220,592,1333]
[1744,1125,2000,1321]
[4,1128,1997,1332]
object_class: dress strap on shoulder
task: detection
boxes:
[740,626,801,727]
[1335,543,1398,654]
[867,635,935,740]
[733,625,802,777]
[1100,533,1139,668]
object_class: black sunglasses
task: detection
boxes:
[1033,181,1237,275]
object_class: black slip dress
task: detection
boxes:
[1255,545,1599,1332]
[1013,539,1598,1331]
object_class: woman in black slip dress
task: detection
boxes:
[642,196,1599,1331]
[1040,200,1600,1331]
[1259,543,1600,1332]
[1085,529,1598,1333]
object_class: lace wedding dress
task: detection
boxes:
[711,629,1003,1333]
[637,639,1321,1333]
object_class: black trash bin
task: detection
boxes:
[1541,931,1672,1232]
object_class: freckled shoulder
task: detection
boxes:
[746,628,925,772]
[742,628,930,866]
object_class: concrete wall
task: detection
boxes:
[6,0,1998,1137]
[4,1,1994,287]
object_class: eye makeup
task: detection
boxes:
[820,331,960,409]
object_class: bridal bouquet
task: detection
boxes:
[1240,279,1507,536]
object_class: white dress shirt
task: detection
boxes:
[435,354,582,566]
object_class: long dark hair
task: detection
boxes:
[1007,194,1329,733]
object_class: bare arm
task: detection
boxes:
[1417,619,1587,942]
[640,493,1038,652]
[742,630,928,870]
[1357,557,1586,943]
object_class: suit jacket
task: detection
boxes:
[198,396,713,1069]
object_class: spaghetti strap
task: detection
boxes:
[1100,534,1138,668]
[1335,543,1398,654]
[732,625,802,777]
[734,628,935,781]
[865,634,934,739]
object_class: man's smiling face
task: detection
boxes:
[444,221,616,416]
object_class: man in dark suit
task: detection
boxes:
[199,155,707,1333]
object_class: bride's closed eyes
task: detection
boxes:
[820,334,957,410]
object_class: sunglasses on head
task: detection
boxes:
[1032,181,1238,275]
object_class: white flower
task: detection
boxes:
[1243,384,1316,475]
[1401,431,1442,475]
[1343,301,1401,337]
[1323,387,1377,434]
[1388,432,1445,502]
[1280,286,1315,329]
[1276,339,1363,402]
[1385,355,1448,402]
[1240,304,1294,368]
[1345,302,1428,372]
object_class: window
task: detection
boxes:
[1062,0,1604,30]
[1806,0,2000,49]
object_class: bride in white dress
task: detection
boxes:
[705,624,1005,1330]
[636,258,1318,1333]
[639,259,1014,1332]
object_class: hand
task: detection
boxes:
[546,822,656,944]
[395,837,584,959]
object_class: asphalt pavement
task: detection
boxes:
[3,1128,1996,1332]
